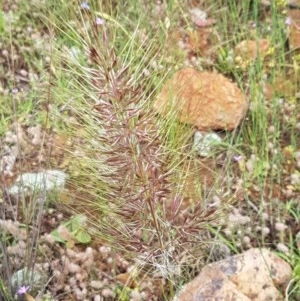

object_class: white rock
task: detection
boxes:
[291,173,300,185]
[90,280,104,289]
[130,290,142,301]
[11,266,47,294]
[274,222,287,232]
[276,243,289,254]
[193,131,222,157]
[8,170,67,196]
[101,288,114,298]
[189,8,207,23]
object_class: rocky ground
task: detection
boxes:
[0,1,300,301]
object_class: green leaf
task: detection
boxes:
[0,12,4,34]
[49,228,67,244]
[73,229,91,244]
[50,214,91,246]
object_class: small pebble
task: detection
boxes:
[243,236,251,245]
[90,280,103,290]
[267,142,274,150]
[291,173,300,185]
[277,243,289,254]
[69,277,77,286]
[228,212,250,226]
[262,227,270,236]
[99,246,111,254]
[53,269,61,278]
[141,291,148,299]
[245,227,252,234]
[42,262,50,271]
[107,257,113,264]
[75,272,85,281]
[45,56,51,63]
[223,228,232,236]
[284,189,293,198]
[275,222,287,232]
[19,69,28,77]
[246,159,254,173]
[74,287,87,300]
[66,249,76,258]
[18,240,26,249]
[45,234,55,244]
[210,195,221,207]
[130,290,142,301]
[101,288,114,298]
[268,125,276,133]
[48,208,55,214]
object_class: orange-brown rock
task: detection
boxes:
[153,68,247,131]
[287,9,300,51]
[234,39,270,61]
[173,248,292,301]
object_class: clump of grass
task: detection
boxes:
[0,1,57,299]
[45,3,228,296]
[204,1,300,298]
[47,1,300,298]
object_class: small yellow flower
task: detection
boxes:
[275,0,287,13]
